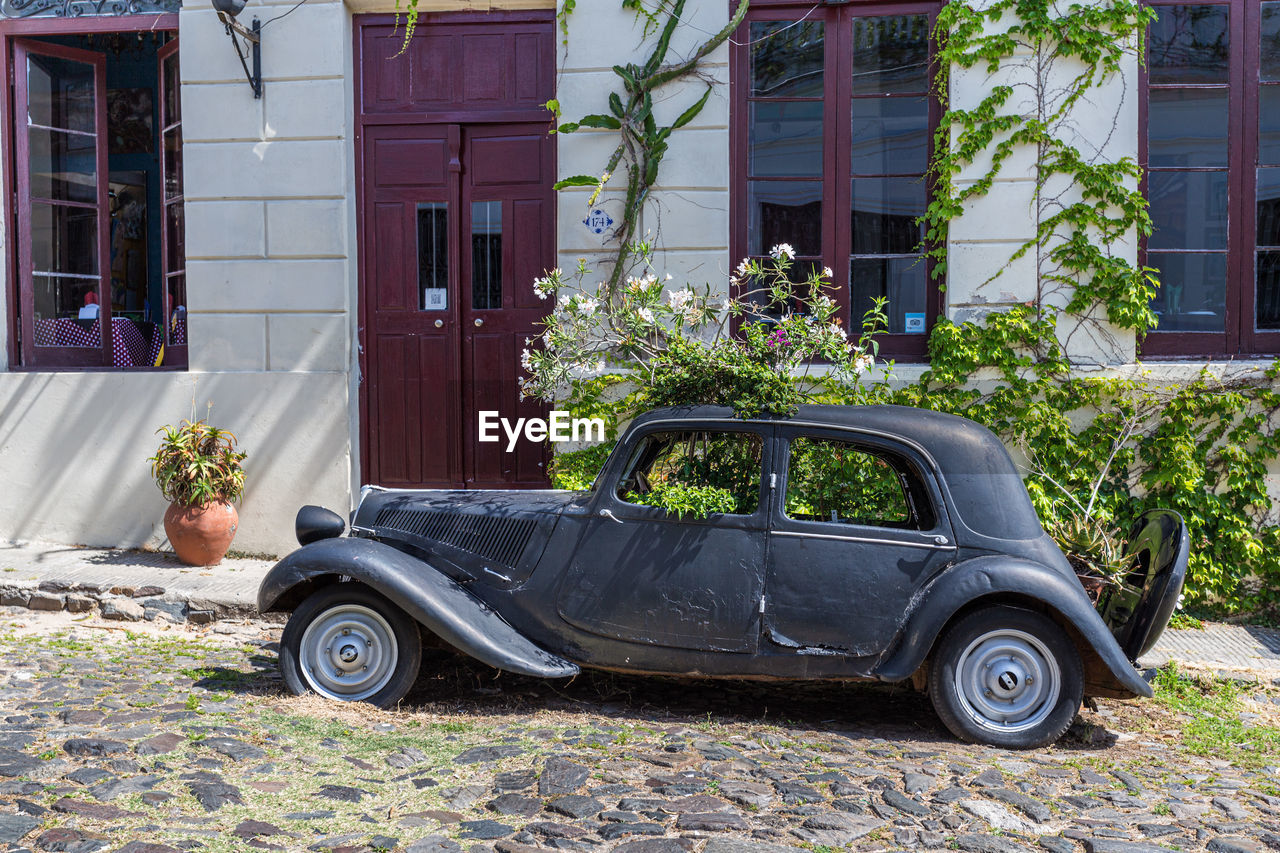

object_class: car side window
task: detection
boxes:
[616,430,763,516]
[784,436,927,529]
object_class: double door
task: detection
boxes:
[361,122,552,488]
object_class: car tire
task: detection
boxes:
[280,584,422,708]
[927,605,1083,749]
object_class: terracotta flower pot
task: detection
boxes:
[164,500,239,566]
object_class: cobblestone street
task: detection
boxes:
[2,610,1279,853]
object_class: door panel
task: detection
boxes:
[763,429,956,656]
[15,39,109,368]
[361,122,552,487]
[358,14,554,489]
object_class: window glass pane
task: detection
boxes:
[851,15,930,96]
[1263,3,1280,81]
[749,101,823,178]
[851,256,926,334]
[785,437,912,527]
[165,202,184,271]
[1148,4,1230,85]
[748,181,822,256]
[851,97,928,175]
[31,201,97,276]
[162,51,180,124]
[1148,88,1228,167]
[1258,251,1280,329]
[750,20,825,98]
[1261,86,1280,166]
[1259,168,1280,247]
[163,128,182,201]
[617,430,762,516]
[1148,251,1226,331]
[29,127,97,204]
[1147,170,1228,250]
[471,200,502,311]
[31,275,100,328]
[852,176,925,254]
[417,202,448,311]
[167,272,187,346]
[26,53,95,133]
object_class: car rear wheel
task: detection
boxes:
[280,584,421,708]
[928,605,1082,749]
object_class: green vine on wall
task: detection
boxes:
[550,0,749,298]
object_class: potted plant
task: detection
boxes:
[149,418,247,566]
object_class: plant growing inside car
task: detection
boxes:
[520,244,890,419]
[149,417,247,567]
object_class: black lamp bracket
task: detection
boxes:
[218,12,262,99]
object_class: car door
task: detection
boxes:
[762,427,957,657]
[557,424,771,653]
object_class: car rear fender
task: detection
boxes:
[873,555,1153,698]
[257,537,579,680]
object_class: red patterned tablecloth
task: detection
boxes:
[33,317,165,367]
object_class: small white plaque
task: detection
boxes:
[904,312,926,334]
[422,288,448,311]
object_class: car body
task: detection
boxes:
[259,404,1188,748]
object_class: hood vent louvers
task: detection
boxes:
[373,508,537,569]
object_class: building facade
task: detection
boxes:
[0,0,1272,556]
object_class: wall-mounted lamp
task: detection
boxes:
[213,0,262,99]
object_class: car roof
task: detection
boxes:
[629,404,1046,542]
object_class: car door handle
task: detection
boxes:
[598,509,624,524]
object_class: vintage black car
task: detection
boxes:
[258,405,1188,749]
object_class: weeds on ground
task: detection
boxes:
[1152,663,1280,768]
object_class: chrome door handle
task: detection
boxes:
[434,319,444,328]
[599,508,624,524]
[474,318,484,327]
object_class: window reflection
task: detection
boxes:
[471,200,502,311]
[1148,4,1229,84]
[750,21,825,98]
[417,202,448,312]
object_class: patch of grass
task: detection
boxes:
[1153,801,1172,815]
[1167,612,1204,630]
[1152,663,1280,768]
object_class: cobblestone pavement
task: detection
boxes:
[2,610,1280,853]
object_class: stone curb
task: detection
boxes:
[0,578,273,624]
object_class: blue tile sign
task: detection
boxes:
[583,209,614,235]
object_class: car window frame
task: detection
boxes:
[597,420,774,525]
[772,425,952,541]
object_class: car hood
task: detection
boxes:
[352,488,588,586]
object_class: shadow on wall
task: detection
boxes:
[0,371,351,556]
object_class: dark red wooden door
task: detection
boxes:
[357,12,555,489]
[362,123,553,488]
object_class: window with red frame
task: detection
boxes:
[732,4,940,359]
[1143,1,1280,356]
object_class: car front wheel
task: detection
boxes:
[927,605,1083,749]
[280,584,422,708]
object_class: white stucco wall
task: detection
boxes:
[555,1,732,297]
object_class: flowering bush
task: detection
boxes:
[520,243,889,419]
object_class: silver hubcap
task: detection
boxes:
[298,604,398,701]
[954,628,1060,733]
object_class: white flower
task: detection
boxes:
[532,268,561,300]
[520,349,534,372]
[666,289,693,310]
[637,307,655,324]
[829,322,848,340]
[853,353,874,374]
[822,267,834,279]
[735,258,752,278]
[578,296,599,314]
[557,294,572,309]
[770,243,795,261]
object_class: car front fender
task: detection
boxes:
[257,537,579,680]
[873,555,1153,698]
